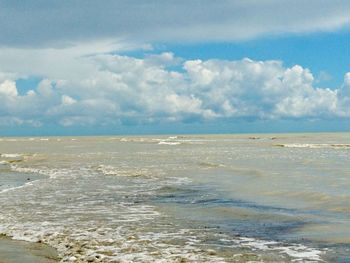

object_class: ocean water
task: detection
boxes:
[0,133,350,262]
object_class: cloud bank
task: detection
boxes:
[0,51,349,128]
[1,0,350,47]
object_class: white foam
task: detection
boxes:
[0,168,327,263]
[276,143,350,149]
[0,153,22,158]
[96,165,153,177]
[0,163,226,262]
[158,141,182,145]
[236,237,325,262]
[119,137,148,143]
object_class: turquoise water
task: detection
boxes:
[0,134,349,262]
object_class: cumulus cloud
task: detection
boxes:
[335,73,350,117]
[1,1,349,132]
[0,52,349,128]
[61,95,77,106]
[0,80,18,97]
[1,1,350,47]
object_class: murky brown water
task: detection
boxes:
[0,133,349,262]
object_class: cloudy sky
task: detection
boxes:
[1,0,350,135]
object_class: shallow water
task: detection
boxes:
[0,236,59,263]
[0,133,350,262]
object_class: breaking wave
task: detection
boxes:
[275,143,350,149]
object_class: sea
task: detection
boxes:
[0,133,349,262]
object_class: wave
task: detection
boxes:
[118,136,209,145]
[197,161,225,169]
[158,141,182,145]
[233,237,324,262]
[96,165,153,178]
[0,163,328,262]
[0,138,50,142]
[119,137,151,143]
[0,153,23,158]
[158,136,209,145]
[275,143,350,149]
[0,153,27,165]
[0,180,36,194]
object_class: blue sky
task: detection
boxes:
[165,33,349,88]
[1,1,350,135]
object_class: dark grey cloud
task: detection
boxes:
[1,0,350,47]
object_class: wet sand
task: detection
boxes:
[0,236,59,263]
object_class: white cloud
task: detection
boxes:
[61,95,77,106]
[340,72,350,97]
[0,80,18,97]
[0,51,349,128]
[1,2,349,131]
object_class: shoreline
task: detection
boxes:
[0,236,59,263]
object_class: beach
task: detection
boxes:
[0,134,350,262]
[0,236,58,263]
[0,155,58,262]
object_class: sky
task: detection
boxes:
[1,0,350,135]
